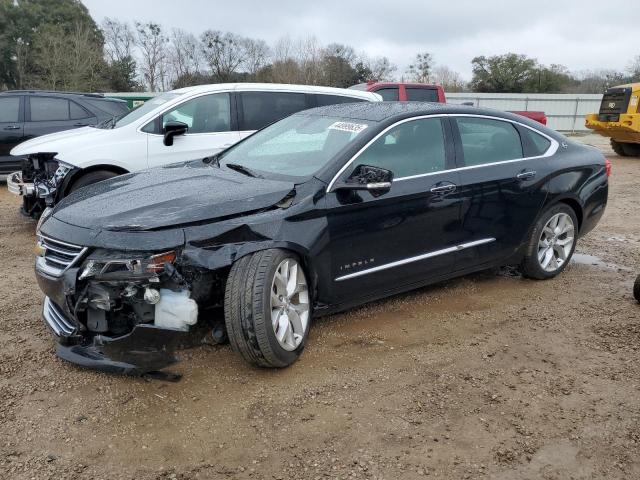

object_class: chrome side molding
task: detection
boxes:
[335,238,496,281]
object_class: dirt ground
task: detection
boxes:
[1,136,639,480]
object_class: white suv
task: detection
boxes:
[8,83,380,216]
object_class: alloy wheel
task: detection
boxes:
[537,212,575,272]
[270,259,310,351]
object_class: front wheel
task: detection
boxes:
[634,275,640,303]
[521,204,578,280]
[224,249,311,368]
[611,139,640,157]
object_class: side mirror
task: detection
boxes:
[163,121,188,146]
[334,164,393,197]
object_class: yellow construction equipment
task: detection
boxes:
[585,83,640,156]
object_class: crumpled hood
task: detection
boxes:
[11,126,112,158]
[52,161,295,231]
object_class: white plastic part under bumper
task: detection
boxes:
[7,171,34,196]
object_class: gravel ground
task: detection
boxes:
[0,137,639,479]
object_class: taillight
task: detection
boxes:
[605,159,612,177]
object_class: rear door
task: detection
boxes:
[236,91,312,141]
[0,95,25,172]
[146,92,240,168]
[451,115,555,266]
[24,96,95,140]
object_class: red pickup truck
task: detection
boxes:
[350,82,547,125]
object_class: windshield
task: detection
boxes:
[219,114,372,178]
[113,92,181,128]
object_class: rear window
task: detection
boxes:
[83,98,129,117]
[406,87,439,102]
[0,97,20,122]
[520,127,552,157]
[315,94,366,107]
[238,91,309,131]
[30,97,70,121]
[374,87,399,101]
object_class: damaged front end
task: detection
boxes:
[35,237,224,376]
[8,155,75,218]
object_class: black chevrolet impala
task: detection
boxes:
[35,102,609,374]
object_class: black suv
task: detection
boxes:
[0,91,129,174]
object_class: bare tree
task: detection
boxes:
[200,30,247,82]
[135,22,168,91]
[102,18,134,64]
[366,56,397,82]
[242,37,270,77]
[432,65,465,91]
[406,52,434,83]
[169,29,202,77]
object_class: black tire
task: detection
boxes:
[521,204,579,280]
[634,275,640,304]
[224,249,311,368]
[611,139,640,157]
[68,170,119,193]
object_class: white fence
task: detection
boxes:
[446,93,603,132]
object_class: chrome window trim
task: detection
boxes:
[327,113,559,192]
[335,238,496,281]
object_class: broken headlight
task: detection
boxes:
[79,250,177,280]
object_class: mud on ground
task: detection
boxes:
[0,139,639,479]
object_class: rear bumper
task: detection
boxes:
[7,170,34,196]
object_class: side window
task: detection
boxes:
[162,93,231,133]
[374,87,399,101]
[30,97,70,121]
[519,127,552,157]
[455,117,523,166]
[70,101,91,120]
[315,94,365,106]
[406,87,439,102]
[351,118,447,178]
[0,97,20,122]
[239,92,308,131]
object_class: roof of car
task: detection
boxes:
[0,90,125,102]
[169,83,381,101]
[299,101,542,124]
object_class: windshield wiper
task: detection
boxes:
[225,163,262,178]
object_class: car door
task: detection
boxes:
[0,95,25,171]
[451,115,555,266]
[324,116,464,304]
[24,96,88,140]
[236,91,311,141]
[146,92,240,168]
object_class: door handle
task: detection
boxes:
[430,184,457,194]
[516,170,536,181]
[3,125,20,130]
[73,123,88,127]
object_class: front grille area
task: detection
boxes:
[37,235,87,276]
[43,297,77,336]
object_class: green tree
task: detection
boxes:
[525,64,572,93]
[0,0,105,90]
[470,53,537,93]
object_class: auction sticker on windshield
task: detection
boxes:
[328,122,368,134]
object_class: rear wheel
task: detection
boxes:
[224,249,311,368]
[611,139,640,157]
[634,275,640,303]
[521,204,578,280]
[68,170,119,193]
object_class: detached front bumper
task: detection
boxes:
[7,171,34,196]
[42,295,188,375]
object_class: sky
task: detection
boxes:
[82,0,638,80]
